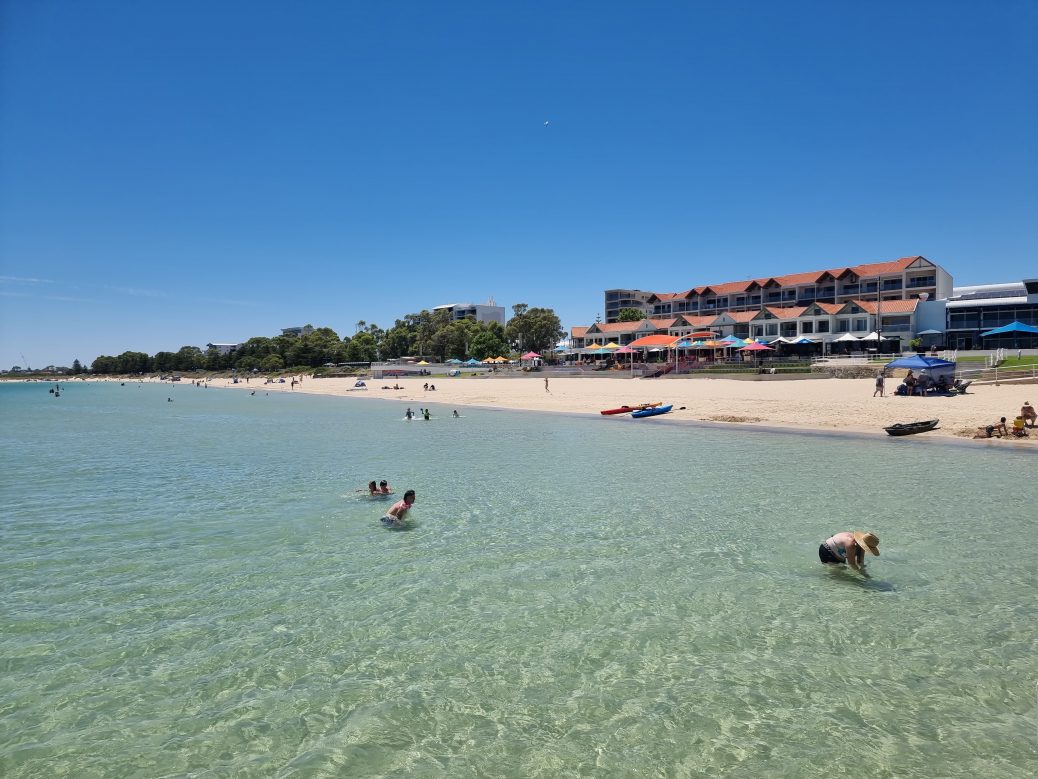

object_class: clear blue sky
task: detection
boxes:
[1,0,1035,369]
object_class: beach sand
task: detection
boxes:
[206,373,1038,445]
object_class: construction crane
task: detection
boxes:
[21,352,30,371]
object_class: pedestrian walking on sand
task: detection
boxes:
[544,377,550,393]
[874,372,885,397]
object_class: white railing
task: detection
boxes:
[958,364,1038,384]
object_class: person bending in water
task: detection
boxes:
[818,531,879,576]
[381,490,415,526]
[367,480,379,495]
[379,480,393,494]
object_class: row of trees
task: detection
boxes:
[89,304,564,374]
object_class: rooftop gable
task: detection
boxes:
[764,305,809,320]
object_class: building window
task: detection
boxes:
[802,321,814,333]
[837,320,850,332]
[765,324,778,336]
[817,320,830,333]
[854,318,868,331]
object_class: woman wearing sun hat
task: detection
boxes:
[819,531,879,576]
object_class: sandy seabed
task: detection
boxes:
[192,373,1038,447]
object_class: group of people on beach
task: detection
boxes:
[977,401,1035,438]
[882,369,969,397]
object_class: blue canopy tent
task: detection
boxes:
[464,358,481,365]
[885,355,956,370]
[886,354,957,393]
[979,321,1038,337]
[979,321,1038,350]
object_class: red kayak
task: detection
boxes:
[600,402,662,416]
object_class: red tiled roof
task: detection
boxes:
[764,306,809,320]
[709,280,755,294]
[813,302,845,315]
[853,298,920,314]
[849,256,924,276]
[590,321,649,333]
[644,256,931,300]
[679,315,721,327]
[647,317,681,328]
[571,326,589,338]
[727,310,761,322]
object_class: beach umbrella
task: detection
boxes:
[602,342,621,350]
[465,358,481,365]
[834,333,860,342]
[739,342,773,351]
[521,351,541,359]
[417,360,430,365]
[446,358,463,364]
[916,329,943,336]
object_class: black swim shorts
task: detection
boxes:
[818,544,842,564]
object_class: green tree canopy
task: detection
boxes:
[505,304,564,355]
[617,307,645,322]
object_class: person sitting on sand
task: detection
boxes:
[1021,402,1036,428]
[381,489,415,527]
[379,480,393,494]
[818,530,879,577]
[1012,416,1028,437]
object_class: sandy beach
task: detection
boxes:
[201,373,1038,445]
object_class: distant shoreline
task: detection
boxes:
[193,373,1038,446]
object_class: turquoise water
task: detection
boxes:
[1,380,1035,778]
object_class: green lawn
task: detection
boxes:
[957,355,1038,368]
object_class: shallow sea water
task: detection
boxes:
[1,380,1036,778]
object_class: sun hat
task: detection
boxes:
[853,531,880,556]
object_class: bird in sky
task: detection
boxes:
[544,121,550,126]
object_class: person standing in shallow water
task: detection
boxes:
[818,531,879,576]
[381,490,415,527]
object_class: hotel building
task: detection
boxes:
[581,256,951,350]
